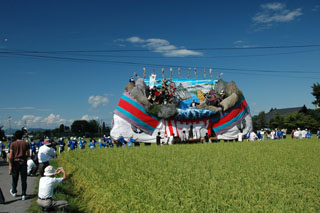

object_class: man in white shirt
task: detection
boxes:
[249,131,258,141]
[38,139,56,176]
[37,165,68,211]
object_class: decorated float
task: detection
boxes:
[110,69,252,143]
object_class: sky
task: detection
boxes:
[1,0,320,130]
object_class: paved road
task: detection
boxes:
[0,160,37,213]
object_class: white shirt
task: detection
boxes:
[168,136,174,145]
[38,145,56,163]
[27,159,36,174]
[38,176,63,199]
[249,132,257,141]
[238,133,243,142]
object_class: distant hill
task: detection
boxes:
[5,128,48,134]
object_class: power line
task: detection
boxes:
[1,44,320,54]
[5,48,317,59]
[2,52,319,77]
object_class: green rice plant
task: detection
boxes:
[54,138,320,212]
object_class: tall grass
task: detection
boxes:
[32,138,320,212]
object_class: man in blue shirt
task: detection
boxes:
[57,138,65,153]
[0,141,7,161]
[30,138,37,157]
[89,139,96,149]
[117,135,126,147]
[37,139,43,148]
[107,136,113,148]
[128,136,136,148]
[98,139,102,149]
[78,138,83,150]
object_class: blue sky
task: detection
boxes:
[1,0,319,129]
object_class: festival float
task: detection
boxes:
[110,68,252,143]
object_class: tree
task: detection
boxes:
[102,122,106,135]
[252,111,267,131]
[59,124,65,136]
[311,82,320,107]
[269,112,284,129]
[71,120,91,137]
[88,120,100,137]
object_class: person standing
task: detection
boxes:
[30,138,37,157]
[0,141,7,161]
[156,132,162,146]
[204,133,210,144]
[37,166,68,211]
[57,138,65,154]
[38,140,56,176]
[9,130,30,200]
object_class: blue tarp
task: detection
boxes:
[178,93,199,110]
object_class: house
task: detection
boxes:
[264,105,307,124]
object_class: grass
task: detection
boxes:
[27,160,83,213]
[28,137,320,212]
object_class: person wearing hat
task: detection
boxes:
[38,139,56,176]
[37,166,68,210]
[9,130,30,200]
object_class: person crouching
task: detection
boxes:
[37,166,68,211]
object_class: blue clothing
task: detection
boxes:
[0,143,5,150]
[128,137,136,148]
[306,131,312,139]
[37,140,43,147]
[7,141,12,149]
[118,136,126,146]
[68,140,77,150]
[317,130,320,139]
[89,140,96,149]
[98,141,102,149]
[78,140,83,149]
[30,141,36,151]
[107,138,113,148]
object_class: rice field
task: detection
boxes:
[55,138,320,212]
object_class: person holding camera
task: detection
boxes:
[9,130,30,200]
[38,139,56,176]
[37,166,68,210]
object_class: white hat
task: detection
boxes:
[44,166,56,176]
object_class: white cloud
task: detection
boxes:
[88,95,109,108]
[234,40,245,45]
[81,114,99,121]
[312,5,320,12]
[17,113,68,128]
[124,36,202,57]
[252,2,302,29]
[0,106,49,111]
[261,2,285,10]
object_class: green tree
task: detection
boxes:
[311,82,320,107]
[252,111,267,131]
[59,124,65,136]
[71,120,91,137]
[269,112,284,129]
[88,120,100,137]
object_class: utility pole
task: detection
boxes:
[8,116,12,135]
